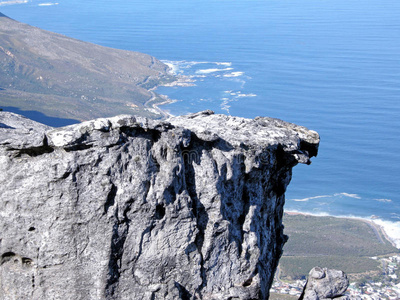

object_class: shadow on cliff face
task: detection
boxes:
[200,135,289,299]
[183,136,209,297]
[179,132,285,299]
[1,106,79,127]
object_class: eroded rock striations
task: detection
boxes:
[0,110,319,300]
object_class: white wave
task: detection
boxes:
[163,62,179,75]
[372,219,400,248]
[223,72,244,78]
[289,192,363,203]
[161,60,233,70]
[224,91,256,98]
[220,99,231,114]
[186,61,232,67]
[38,2,58,6]
[334,192,362,199]
[196,68,233,74]
[290,195,333,202]
[216,62,232,66]
[290,192,362,202]
[0,0,28,6]
[374,198,392,203]
[237,93,257,98]
[161,60,189,74]
[390,215,400,220]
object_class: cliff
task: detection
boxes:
[0,110,319,300]
[0,12,173,120]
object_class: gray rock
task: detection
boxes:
[299,267,350,300]
[0,111,319,300]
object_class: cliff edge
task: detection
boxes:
[0,111,319,299]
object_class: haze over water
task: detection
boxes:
[2,0,400,242]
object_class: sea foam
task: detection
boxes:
[38,2,59,6]
[372,219,400,248]
[196,68,233,74]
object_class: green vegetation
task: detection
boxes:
[279,213,398,280]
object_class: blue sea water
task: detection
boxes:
[2,0,400,244]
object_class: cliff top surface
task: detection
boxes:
[0,12,173,121]
[0,110,319,165]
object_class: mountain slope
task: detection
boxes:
[0,12,173,121]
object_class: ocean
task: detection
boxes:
[2,0,400,246]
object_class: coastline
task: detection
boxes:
[285,211,400,250]
[146,63,198,119]
[144,87,175,119]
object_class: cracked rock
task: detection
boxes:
[0,111,319,300]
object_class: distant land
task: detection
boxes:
[0,12,175,122]
[280,213,398,281]
[270,213,400,298]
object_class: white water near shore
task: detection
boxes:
[158,60,254,115]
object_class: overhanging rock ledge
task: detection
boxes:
[0,110,319,300]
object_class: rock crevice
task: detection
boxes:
[0,111,319,300]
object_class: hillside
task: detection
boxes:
[0,12,174,121]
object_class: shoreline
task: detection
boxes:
[146,63,197,119]
[144,86,176,119]
[285,211,400,249]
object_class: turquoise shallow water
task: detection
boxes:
[2,0,400,242]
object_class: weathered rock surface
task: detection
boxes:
[299,267,350,300]
[0,110,319,300]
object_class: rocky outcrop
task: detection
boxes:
[0,110,319,300]
[299,267,350,300]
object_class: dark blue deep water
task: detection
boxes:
[2,0,400,245]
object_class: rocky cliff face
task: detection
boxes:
[0,110,319,300]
